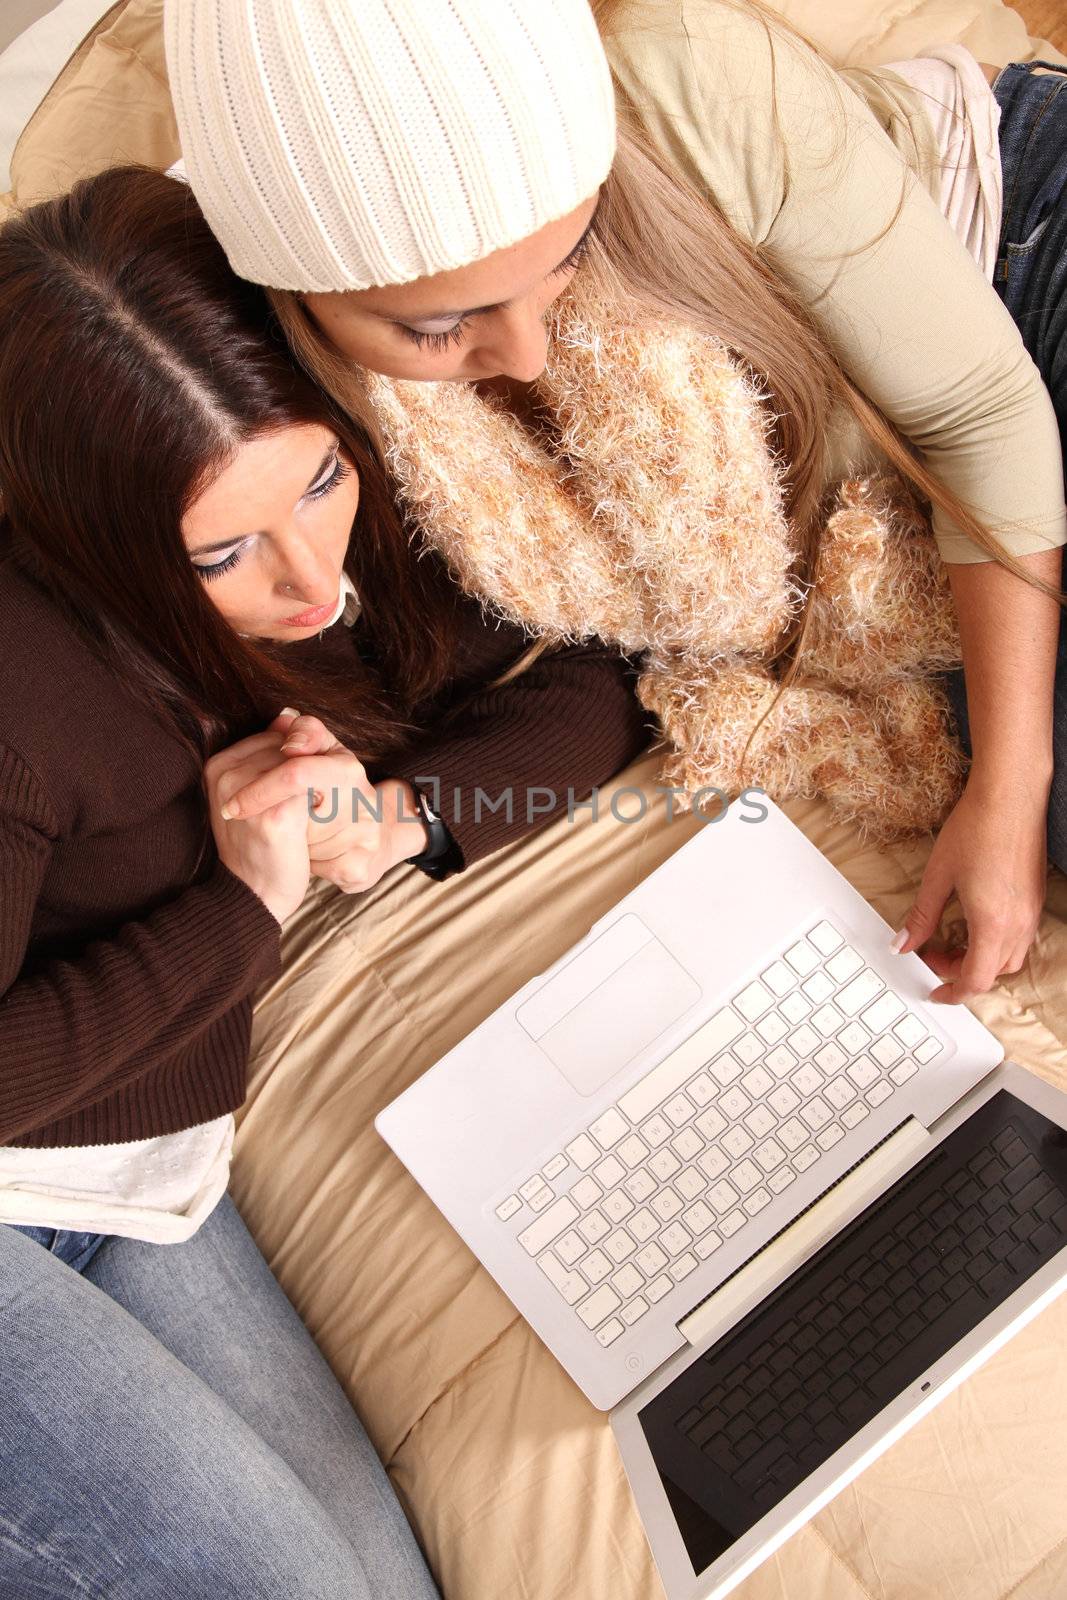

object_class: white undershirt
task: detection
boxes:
[0,574,360,1243]
[885,46,1004,282]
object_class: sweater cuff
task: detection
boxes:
[197,859,284,988]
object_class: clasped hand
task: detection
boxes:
[204,709,428,923]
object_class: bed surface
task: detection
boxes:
[4,3,1067,1596]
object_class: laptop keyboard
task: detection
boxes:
[637,1091,1067,1568]
[495,920,944,1346]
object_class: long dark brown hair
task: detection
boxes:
[0,165,463,761]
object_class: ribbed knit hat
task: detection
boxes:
[164,0,617,293]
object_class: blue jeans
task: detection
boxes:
[0,1196,439,1599]
[944,60,1067,867]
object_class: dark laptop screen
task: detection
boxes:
[638,1090,1067,1575]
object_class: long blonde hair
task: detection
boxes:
[269,0,1063,697]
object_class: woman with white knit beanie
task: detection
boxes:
[166,0,1067,1005]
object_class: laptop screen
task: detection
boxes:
[638,1089,1067,1575]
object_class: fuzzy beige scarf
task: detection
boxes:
[365,276,965,839]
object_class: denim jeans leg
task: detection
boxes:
[0,1206,438,1600]
[85,1195,438,1600]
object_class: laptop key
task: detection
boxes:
[651,1188,683,1222]
[556,1230,586,1266]
[756,1013,789,1045]
[570,1176,601,1210]
[611,1263,644,1299]
[696,1230,724,1258]
[915,1037,943,1064]
[847,1056,879,1089]
[624,1169,655,1203]
[661,1222,692,1256]
[861,993,906,1034]
[627,1207,659,1244]
[732,1159,762,1194]
[637,1242,668,1276]
[670,1252,699,1282]
[578,1211,609,1245]
[891,1061,919,1086]
[676,1167,706,1202]
[622,1297,649,1326]
[528,1185,554,1212]
[590,1109,629,1150]
[595,1317,625,1346]
[733,1033,764,1065]
[617,1134,649,1168]
[826,946,863,982]
[594,1155,626,1189]
[769,1084,800,1117]
[682,1201,716,1236]
[720,1209,746,1238]
[736,981,774,1021]
[672,1128,704,1162]
[871,1036,903,1068]
[842,1103,870,1128]
[519,1195,580,1254]
[785,939,820,975]
[769,1166,796,1194]
[710,1053,743,1086]
[496,1195,521,1221]
[867,1081,894,1108]
[802,972,835,1005]
[649,1149,681,1183]
[762,960,797,996]
[646,1274,673,1303]
[564,1133,599,1171]
[699,1145,730,1181]
[795,1145,820,1173]
[808,921,842,955]
[836,969,883,1016]
[745,1105,777,1139]
[696,1112,729,1152]
[605,1229,636,1264]
[688,1072,717,1106]
[766,1048,798,1081]
[779,1117,808,1152]
[742,1065,775,1099]
[779,992,811,1025]
[602,1190,633,1223]
[538,1251,587,1304]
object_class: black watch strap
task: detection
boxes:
[409,788,463,880]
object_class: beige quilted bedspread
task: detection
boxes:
[5,3,1067,1596]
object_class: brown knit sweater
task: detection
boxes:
[0,556,650,1150]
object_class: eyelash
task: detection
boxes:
[399,232,595,354]
[195,458,350,582]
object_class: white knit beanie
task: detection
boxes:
[164,0,617,293]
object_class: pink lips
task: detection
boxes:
[279,598,337,629]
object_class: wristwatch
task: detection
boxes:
[408,787,464,880]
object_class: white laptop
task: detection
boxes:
[377,795,1067,1599]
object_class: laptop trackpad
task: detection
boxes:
[517,914,702,1097]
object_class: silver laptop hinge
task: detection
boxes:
[677,1118,933,1350]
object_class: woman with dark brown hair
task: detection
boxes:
[0,165,648,1597]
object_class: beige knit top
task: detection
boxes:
[605,0,1067,565]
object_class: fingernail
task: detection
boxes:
[281,735,308,751]
[889,928,909,955]
[220,801,238,821]
[279,706,301,719]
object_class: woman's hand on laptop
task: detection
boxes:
[891,778,1046,1004]
[219,710,430,893]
